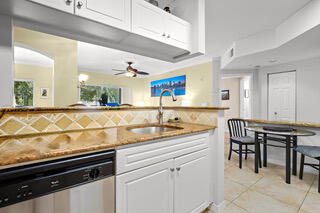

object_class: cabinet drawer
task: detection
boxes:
[116,133,209,174]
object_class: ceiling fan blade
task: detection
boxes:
[114,72,127,75]
[136,71,150,75]
[112,69,126,71]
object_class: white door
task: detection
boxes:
[174,149,210,213]
[165,14,191,50]
[116,160,174,213]
[75,0,131,31]
[268,71,296,121]
[132,0,166,42]
[28,0,74,13]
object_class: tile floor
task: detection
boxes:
[204,138,320,213]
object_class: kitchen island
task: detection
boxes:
[0,106,227,213]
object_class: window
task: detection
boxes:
[80,84,122,106]
[14,80,34,107]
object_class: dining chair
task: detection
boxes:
[227,119,262,169]
[296,145,320,193]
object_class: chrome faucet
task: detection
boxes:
[159,89,177,125]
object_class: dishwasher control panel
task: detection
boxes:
[0,150,115,208]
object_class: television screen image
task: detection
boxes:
[151,75,186,97]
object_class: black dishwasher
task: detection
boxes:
[0,150,115,210]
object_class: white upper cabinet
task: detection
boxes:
[132,0,191,50]
[74,0,131,31]
[28,0,74,13]
[165,13,192,50]
[132,0,166,43]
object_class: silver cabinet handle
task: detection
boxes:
[77,1,83,8]
[176,167,181,171]
[170,168,175,172]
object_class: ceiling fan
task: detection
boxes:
[112,62,150,77]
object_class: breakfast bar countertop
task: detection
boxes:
[0,122,216,169]
[244,119,320,128]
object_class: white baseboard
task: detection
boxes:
[209,200,227,213]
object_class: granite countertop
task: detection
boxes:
[0,106,229,114]
[0,122,215,169]
[244,119,320,128]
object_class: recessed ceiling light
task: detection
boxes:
[268,59,278,63]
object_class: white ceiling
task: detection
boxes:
[14,46,54,67]
[205,0,311,57]
[77,41,213,76]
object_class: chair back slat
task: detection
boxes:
[228,119,247,137]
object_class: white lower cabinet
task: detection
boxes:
[174,149,210,213]
[116,147,210,213]
[116,160,174,213]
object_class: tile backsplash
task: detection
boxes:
[0,109,218,136]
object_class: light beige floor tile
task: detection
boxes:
[250,176,308,208]
[308,176,319,194]
[203,202,248,213]
[298,210,309,213]
[259,165,315,192]
[299,192,320,213]
[224,178,248,201]
[234,189,298,213]
[225,165,263,187]
[221,203,249,213]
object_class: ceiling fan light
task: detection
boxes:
[126,72,134,77]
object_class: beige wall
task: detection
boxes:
[143,62,213,106]
[15,64,53,107]
[222,78,240,128]
[79,71,145,106]
[14,27,78,107]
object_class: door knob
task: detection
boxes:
[170,168,175,172]
[167,34,171,38]
[274,112,278,115]
[162,33,166,37]
[176,167,181,171]
[65,0,72,5]
[77,1,83,8]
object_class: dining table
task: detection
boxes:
[245,126,315,184]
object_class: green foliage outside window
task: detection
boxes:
[14,81,34,107]
[80,85,121,105]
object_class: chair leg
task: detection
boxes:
[318,160,320,193]
[258,144,262,168]
[239,144,242,169]
[299,154,305,180]
[228,141,233,160]
[245,145,248,160]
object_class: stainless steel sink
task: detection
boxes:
[127,125,183,135]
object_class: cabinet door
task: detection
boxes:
[174,149,210,213]
[28,0,74,13]
[75,0,131,31]
[132,0,166,42]
[165,14,191,50]
[116,160,174,213]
